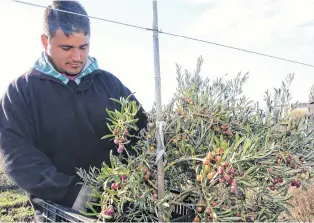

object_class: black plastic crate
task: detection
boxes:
[40,199,195,222]
[40,200,93,222]
[171,212,195,222]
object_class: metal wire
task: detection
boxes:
[12,0,314,68]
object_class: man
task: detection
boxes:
[0,0,147,221]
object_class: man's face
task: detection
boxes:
[41,29,90,76]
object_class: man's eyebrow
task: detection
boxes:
[80,43,89,47]
[59,44,73,48]
[59,43,89,48]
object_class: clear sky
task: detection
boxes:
[1,0,314,111]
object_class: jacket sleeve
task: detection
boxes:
[0,81,82,207]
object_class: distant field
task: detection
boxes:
[0,169,34,222]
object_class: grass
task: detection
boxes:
[0,190,29,208]
[0,168,34,222]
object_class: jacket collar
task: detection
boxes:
[33,51,99,85]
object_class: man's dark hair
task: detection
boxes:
[43,1,90,38]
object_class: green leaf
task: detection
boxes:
[86,201,102,207]
[106,123,114,133]
[126,92,136,101]
[243,138,252,151]
[189,146,195,154]
[181,142,186,153]
[233,136,246,151]
[109,97,123,104]
[113,175,120,183]
[101,134,114,140]
[109,150,117,169]
[246,123,250,137]
[106,108,117,121]
[114,109,122,119]
[176,119,181,134]
[219,134,224,145]
[79,210,98,217]
[219,217,242,221]
[235,132,240,144]
[238,180,254,187]
[245,165,259,176]
[124,119,138,125]
[213,135,220,146]
[284,169,301,175]
[273,193,292,202]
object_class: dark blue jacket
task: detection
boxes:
[0,68,147,208]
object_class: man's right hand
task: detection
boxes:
[71,184,96,212]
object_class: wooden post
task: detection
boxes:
[152,0,165,221]
[256,101,260,120]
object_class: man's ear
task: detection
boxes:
[41,34,48,51]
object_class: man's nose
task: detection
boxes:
[71,49,81,61]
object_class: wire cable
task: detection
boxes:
[159,31,314,68]
[12,0,152,32]
[12,0,314,68]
